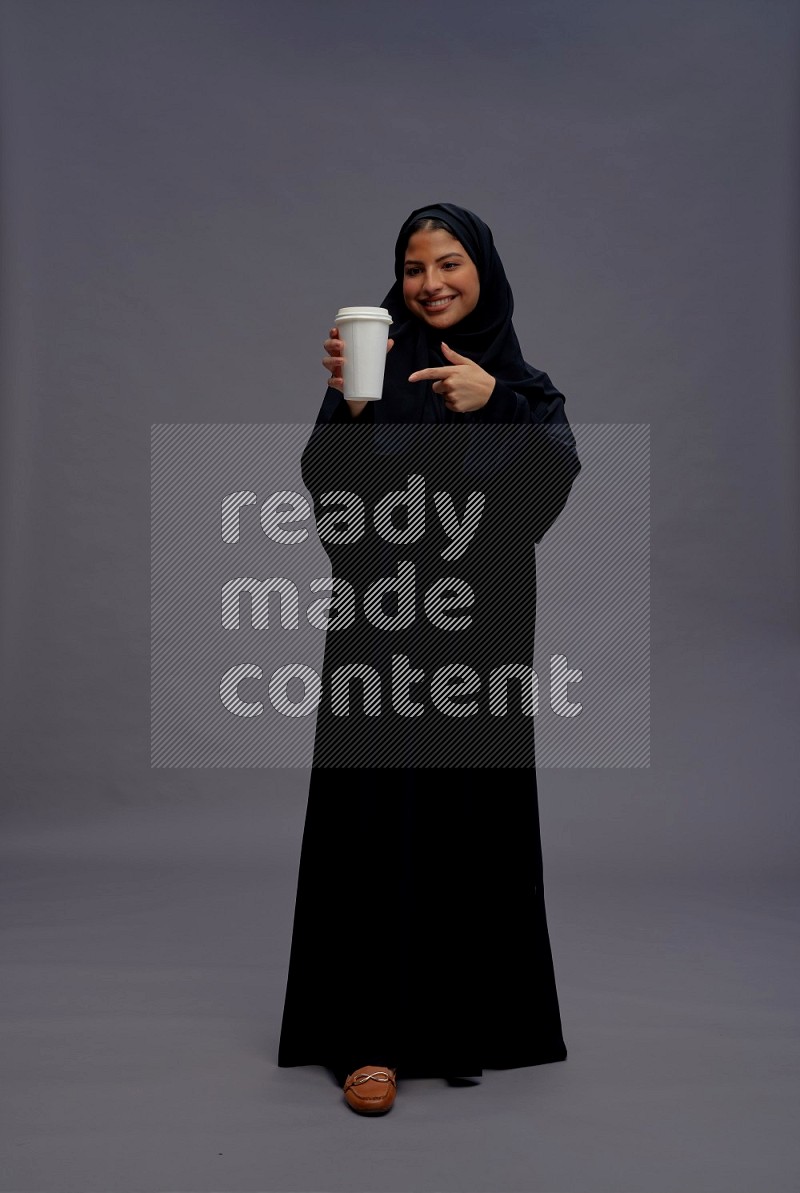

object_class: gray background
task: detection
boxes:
[0,1,797,1190]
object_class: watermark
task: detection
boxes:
[151,422,649,767]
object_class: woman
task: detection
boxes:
[277,203,581,1115]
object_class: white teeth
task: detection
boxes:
[424,297,453,308]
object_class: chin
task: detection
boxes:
[418,309,460,329]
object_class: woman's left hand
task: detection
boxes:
[408,342,495,413]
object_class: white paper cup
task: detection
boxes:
[334,306,392,400]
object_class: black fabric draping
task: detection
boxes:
[313,202,580,496]
[277,204,580,1082]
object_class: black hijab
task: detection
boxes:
[381,201,533,410]
[315,202,569,462]
[306,201,580,535]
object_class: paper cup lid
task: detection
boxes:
[335,306,392,323]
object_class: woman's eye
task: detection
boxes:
[442,261,458,270]
[404,267,420,277]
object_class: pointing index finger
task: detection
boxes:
[408,366,457,382]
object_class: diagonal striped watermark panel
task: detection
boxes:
[150,422,648,768]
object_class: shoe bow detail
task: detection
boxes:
[347,1070,395,1087]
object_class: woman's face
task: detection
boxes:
[402,228,480,329]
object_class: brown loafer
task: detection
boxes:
[343,1065,397,1115]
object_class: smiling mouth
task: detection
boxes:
[420,295,456,311]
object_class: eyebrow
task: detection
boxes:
[404,252,465,265]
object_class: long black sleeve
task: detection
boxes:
[464,375,581,544]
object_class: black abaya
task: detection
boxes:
[277,204,580,1082]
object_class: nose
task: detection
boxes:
[419,266,445,295]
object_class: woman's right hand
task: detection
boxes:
[323,326,394,418]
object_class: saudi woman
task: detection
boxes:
[277,203,581,1115]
